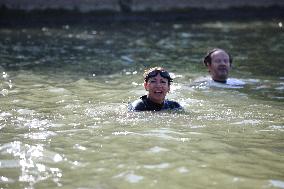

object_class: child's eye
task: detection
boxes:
[149,80,156,83]
[160,80,168,84]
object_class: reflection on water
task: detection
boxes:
[0,20,284,189]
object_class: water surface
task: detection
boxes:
[0,20,283,189]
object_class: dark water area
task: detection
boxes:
[1,6,284,26]
[1,12,284,77]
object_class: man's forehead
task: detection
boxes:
[211,50,229,58]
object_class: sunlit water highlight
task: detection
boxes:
[0,20,283,189]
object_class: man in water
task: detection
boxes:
[128,67,183,111]
[203,48,245,87]
[203,48,232,83]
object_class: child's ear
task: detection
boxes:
[144,82,148,91]
[167,85,170,93]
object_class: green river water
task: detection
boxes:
[0,20,283,189]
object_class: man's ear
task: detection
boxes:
[207,64,211,73]
[144,82,148,91]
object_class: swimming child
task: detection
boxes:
[128,67,183,111]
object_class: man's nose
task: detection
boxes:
[219,60,228,65]
[220,60,226,65]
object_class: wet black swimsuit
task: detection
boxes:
[128,95,183,111]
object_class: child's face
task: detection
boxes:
[144,73,170,104]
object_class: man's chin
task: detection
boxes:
[218,73,228,79]
[213,75,228,82]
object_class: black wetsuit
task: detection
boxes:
[128,95,183,111]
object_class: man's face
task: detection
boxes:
[208,50,231,82]
[144,73,170,104]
